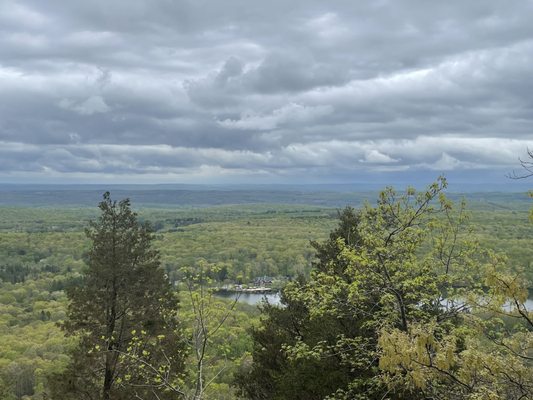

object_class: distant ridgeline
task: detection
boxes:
[0,183,531,210]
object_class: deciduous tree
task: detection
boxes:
[238,178,508,399]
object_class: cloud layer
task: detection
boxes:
[1,0,533,183]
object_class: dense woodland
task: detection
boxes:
[0,180,532,399]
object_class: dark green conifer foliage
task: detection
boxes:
[235,208,377,400]
[49,192,185,400]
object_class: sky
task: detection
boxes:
[1,0,533,185]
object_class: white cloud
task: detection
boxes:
[0,135,532,183]
[361,150,399,164]
[218,103,333,130]
[59,96,111,115]
[63,31,120,48]
[1,0,533,182]
[305,13,349,40]
[426,152,463,170]
[0,2,50,28]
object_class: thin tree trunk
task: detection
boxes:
[193,328,205,400]
[103,276,118,400]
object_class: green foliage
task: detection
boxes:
[379,265,533,399]
[0,376,16,400]
[158,214,333,283]
[239,178,533,399]
[48,193,186,400]
[0,189,531,399]
[179,261,256,400]
[111,260,258,400]
[236,206,384,399]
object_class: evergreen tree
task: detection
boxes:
[236,208,380,399]
[49,192,185,400]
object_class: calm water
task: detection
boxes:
[508,298,533,311]
[214,291,281,306]
[215,291,533,310]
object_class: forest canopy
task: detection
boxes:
[237,178,533,400]
[0,181,531,399]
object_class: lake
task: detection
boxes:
[215,291,533,311]
[214,291,281,306]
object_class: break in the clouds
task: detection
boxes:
[1,0,533,184]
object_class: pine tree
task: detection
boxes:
[49,192,185,400]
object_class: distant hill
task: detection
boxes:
[0,184,530,210]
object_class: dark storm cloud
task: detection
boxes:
[1,0,533,182]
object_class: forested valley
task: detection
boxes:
[0,179,532,399]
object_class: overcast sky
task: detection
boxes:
[1,0,533,185]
